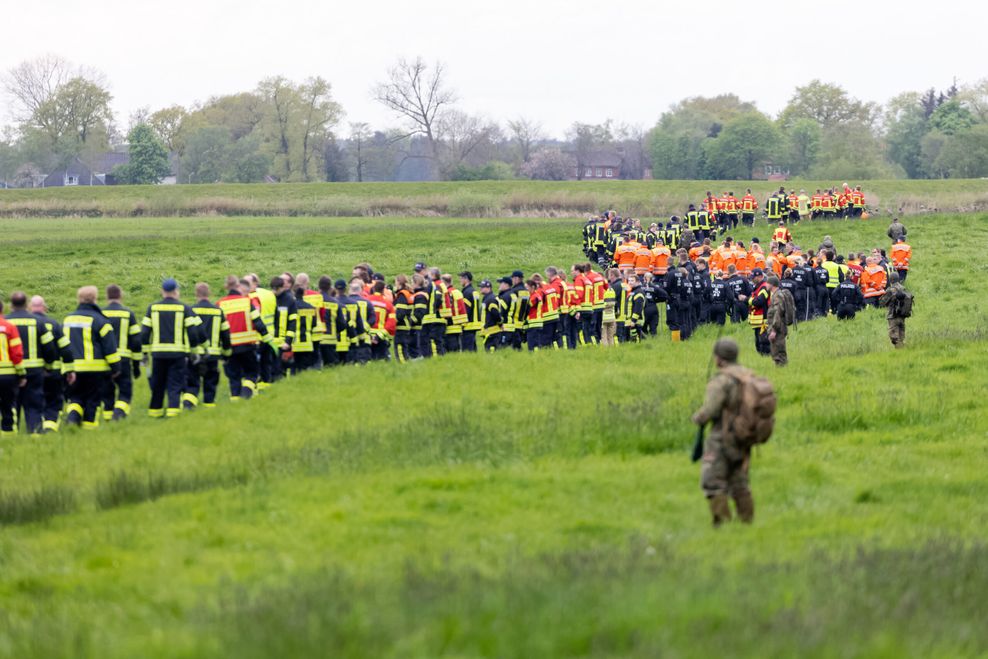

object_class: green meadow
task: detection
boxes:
[0,209,986,658]
[2,178,987,218]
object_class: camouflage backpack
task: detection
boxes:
[894,290,914,318]
[725,366,777,448]
[781,290,796,327]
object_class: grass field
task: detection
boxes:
[0,211,987,657]
[2,178,988,219]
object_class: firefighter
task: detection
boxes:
[625,275,646,342]
[393,275,416,363]
[101,284,142,420]
[748,269,771,356]
[295,273,325,367]
[509,270,529,350]
[460,271,482,352]
[366,280,397,361]
[317,276,345,367]
[218,275,271,401]
[542,267,565,348]
[525,279,544,351]
[585,263,607,344]
[7,292,58,434]
[185,283,231,408]
[343,280,374,364]
[890,236,912,283]
[63,286,119,429]
[420,268,448,357]
[772,221,792,246]
[0,300,26,437]
[269,276,298,377]
[141,279,204,418]
[246,273,277,389]
[29,295,74,433]
[478,279,502,351]
[410,274,431,358]
[291,285,319,371]
[739,189,757,226]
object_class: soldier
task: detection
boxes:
[764,276,790,367]
[878,272,912,348]
[691,338,756,527]
[887,217,907,243]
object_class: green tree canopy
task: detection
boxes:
[116,123,170,184]
[703,112,781,179]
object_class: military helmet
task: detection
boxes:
[713,338,739,362]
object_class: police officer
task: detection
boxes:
[708,272,734,326]
[63,286,119,429]
[29,296,74,433]
[101,284,142,420]
[789,259,812,322]
[641,272,665,335]
[691,338,757,527]
[185,282,231,408]
[140,279,204,419]
[831,277,864,320]
[725,264,750,323]
[6,292,59,434]
[663,265,691,341]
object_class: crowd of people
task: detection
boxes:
[0,197,913,435]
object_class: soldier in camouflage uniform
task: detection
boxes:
[764,275,789,367]
[691,338,755,527]
[878,271,909,348]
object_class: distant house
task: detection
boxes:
[41,151,180,187]
[570,150,622,181]
[753,163,790,181]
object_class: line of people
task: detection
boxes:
[0,214,912,436]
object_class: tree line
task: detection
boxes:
[1,55,987,186]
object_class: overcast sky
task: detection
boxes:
[4,0,985,138]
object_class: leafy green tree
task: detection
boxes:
[810,122,901,180]
[180,126,230,183]
[648,95,756,179]
[116,124,170,184]
[783,118,821,176]
[780,80,875,129]
[703,112,781,179]
[148,105,188,152]
[936,125,988,178]
[928,99,975,136]
[920,130,949,178]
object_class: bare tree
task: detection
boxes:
[373,57,456,176]
[507,117,545,163]
[349,122,371,182]
[615,122,647,180]
[298,77,342,181]
[437,110,499,177]
[567,121,613,180]
[3,55,73,123]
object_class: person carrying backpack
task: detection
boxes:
[764,275,793,367]
[691,338,776,527]
[878,272,913,348]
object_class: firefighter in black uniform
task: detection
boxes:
[270,276,298,377]
[140,279,204,419]
[29,295,75,433]
[477,279,502,351]
[663,265,692,340]
[7,291,59,434]
[459,272,481,352]
[185,283,231,409]
[63,286,119,428]
[101,284,142,420]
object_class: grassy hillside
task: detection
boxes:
[0,212,986,657]
[2,178,987,218]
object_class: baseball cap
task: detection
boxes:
[334,279,347,291]
[497,276,512,285]
[751,268,764,277]
[479,279,492,288]
[414,262,427,272]
[511,270,524,279]
[371,273,385,282]
[162,278,179,292]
